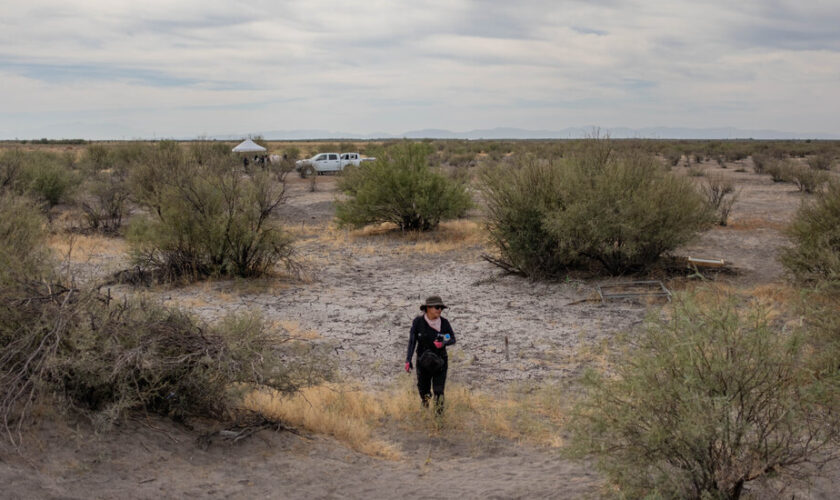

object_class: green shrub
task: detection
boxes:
[84,144,111,171]
[128,141,292,280]
[569,292,840,499]
[764,158,793,182]
[780,181,840,288]
[0,195,50,285]
[17,152,79,208]
[480,142,712,277]
[788,164,829,193]
[335,142,472,231]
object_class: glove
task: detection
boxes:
[433,340,443,349]
[405,362,412,373]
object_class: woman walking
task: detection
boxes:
[405,296,457,414]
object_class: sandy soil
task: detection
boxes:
[4,161,838,499]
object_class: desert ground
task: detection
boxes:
[2,152,838,499]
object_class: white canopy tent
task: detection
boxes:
[232,139,267,153]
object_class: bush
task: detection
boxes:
[23,153,79,208]
[780,181,840,288]
[128,141,292,281]
[751,153,770,174]
[701,174,739,226]
[79,169,132,233]
[0,195,50,285]
[0,285,331,442]
[788,164,829,193]
[335,142,472,231]
[807,153,835,171]
[569,292,840,499]
[480,142,712,277]
[764,158,793,182]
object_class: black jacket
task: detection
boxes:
[406,315,456,366]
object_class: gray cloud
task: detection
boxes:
[0,0,838,138]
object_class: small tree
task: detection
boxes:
[569,292,840,499]
[780,180,840,288]
[335,142,472,231]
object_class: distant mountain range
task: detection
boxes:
[213,126,839,141]
[5,125,838,141]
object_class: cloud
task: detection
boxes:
[0,0,838,138]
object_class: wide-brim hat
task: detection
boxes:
[420,296,447,311]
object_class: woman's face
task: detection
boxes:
[425,305,442,320]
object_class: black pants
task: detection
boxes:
[417,360,447,411]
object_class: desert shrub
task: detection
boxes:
[480,142,712,277]
[664,149,682,167]
[335,142,472,231]
[569,292,840,499]
[0,195,50,285]
[780,181,840,288]
[128,142,292,280]
[188,140,230,165]
[751,153,769,174]
[701,174,739,226]
[0,149,25,191]
[788,164,829,193]
[23,152,79,208]
[808,153,835,171]
[764,158,793,182]
[0,286,331,443]
[84,144,111,171]
[79,169,132,233]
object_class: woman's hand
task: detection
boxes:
[433,340,443,349]
[405,362,412,373]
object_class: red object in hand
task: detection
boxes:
[405,362,411,373]
[433,340,443,349]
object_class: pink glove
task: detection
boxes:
[405,362,411,373]
[433,340,443,349]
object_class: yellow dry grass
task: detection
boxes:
[243,384,401,460]
[47,233,127,263]
[273,320,321,340]
[241,378,569,460]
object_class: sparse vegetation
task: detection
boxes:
[781,180,840,288]
[335,142,472,231]
[569,291,840,499]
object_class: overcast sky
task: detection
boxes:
[1,0,839,139]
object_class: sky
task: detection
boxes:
[1,0,839,139]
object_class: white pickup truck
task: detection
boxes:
[295,152,375,176]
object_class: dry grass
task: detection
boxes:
[241,378,569,460]
[243,384,402,460]
[273,320,321,340]
[725,217,787,231]
[47,233,127,263]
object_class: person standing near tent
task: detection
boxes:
[405,296,457,414]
